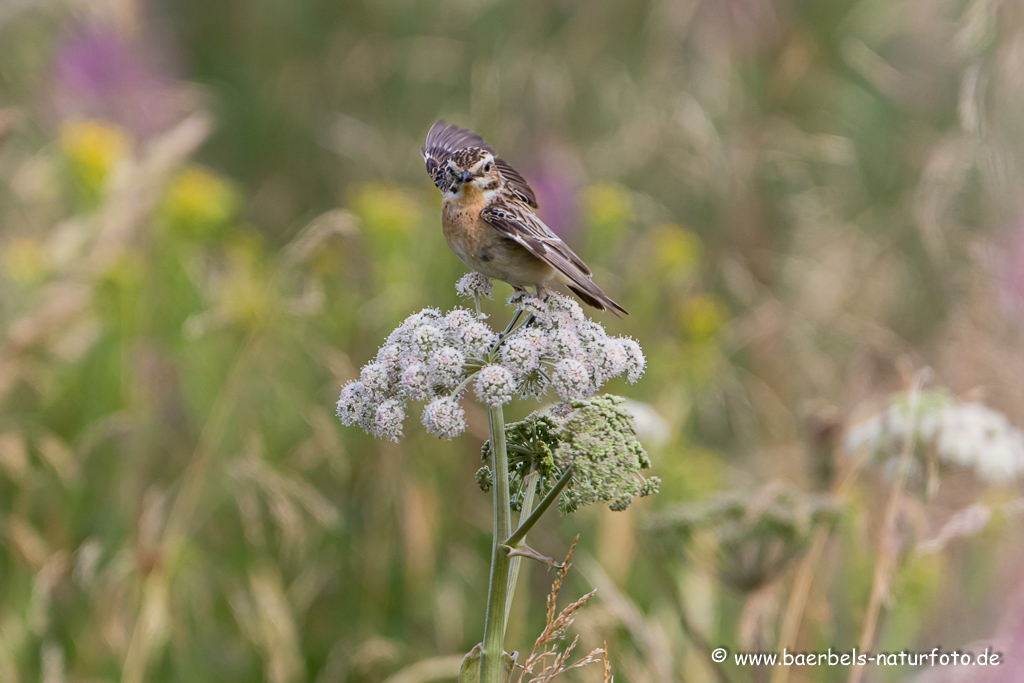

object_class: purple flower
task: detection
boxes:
[50,27,190,137]
[519,149,582,240]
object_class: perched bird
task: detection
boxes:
[421,121,627,316]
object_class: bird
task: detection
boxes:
[421,121,627,316]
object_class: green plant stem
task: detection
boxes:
[481,404,513,683]
[848,370,928,683]
[503,469,538,632]
[505,467,574,549]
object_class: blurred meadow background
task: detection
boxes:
[2,0,1024,681]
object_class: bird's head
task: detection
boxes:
[445,147,499,195]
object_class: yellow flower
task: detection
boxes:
[2,238,46,283]
[653,223,700,275]
[679,295,727,342]
[60,119,126,197]
[583,183,633,233]
[161,166,238,240]
[351,183,422,247]
[220,233,279,332]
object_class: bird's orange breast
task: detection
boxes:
[441,186,489,253]
[440,188,557,287]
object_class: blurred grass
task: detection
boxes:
[1,0,1024,682]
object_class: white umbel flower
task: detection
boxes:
[620,337,646,383]
[845,392,1024,485]
[336,284,647,441]
[400,361,432,401]
[444,308,478,337]
[456,272,493,299]
[552,358,593,401]
[388,308,443,346]
[429,345,466,389]
[475,364,516,407]
[507,291,550,318]
[499,331,544,378]
[374,399,406,442]
[588,337,629,385]
[375,343,403,381]
[336,380,366,426]
[359,362,389,399]
[410,323,444,356]
[455,320,497,359]
[422,397,467,439]
[549,328,582,358]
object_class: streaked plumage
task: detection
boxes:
[421,121,627,316]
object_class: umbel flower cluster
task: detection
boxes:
[336,275,645,442]
[476,395,661,512]
[845,390,1024,484]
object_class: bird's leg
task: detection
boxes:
[500,288,528,335]
[502,310,525,338]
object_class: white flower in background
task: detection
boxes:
[336,277,646,440]
[936,403,1024,483]
[845,391,1024,485]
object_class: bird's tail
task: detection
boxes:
[566,283,628,317]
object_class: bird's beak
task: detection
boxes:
[459,171,473,183]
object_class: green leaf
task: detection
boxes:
[458,644,515,683]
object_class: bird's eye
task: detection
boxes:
[484,162,492,172]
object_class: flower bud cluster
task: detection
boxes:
[478,395,660,513]
[337,278,647,442]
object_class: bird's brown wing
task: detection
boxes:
[480,198,627,315]
[422,121,494,191]
[494,158,538,208]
